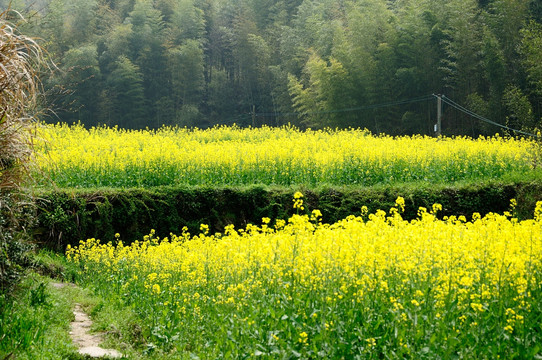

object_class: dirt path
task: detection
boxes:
[52,282,123,358]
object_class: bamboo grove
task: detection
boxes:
[2,0,542,134]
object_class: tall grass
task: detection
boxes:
[0,8,43,189]
[33,123,538,189]
[0,7,45,291]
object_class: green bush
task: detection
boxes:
[1,192,35,291]
[33,181,542,251]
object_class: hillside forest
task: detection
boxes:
[3,0,542,135]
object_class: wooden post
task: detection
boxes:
[436,95,442,136]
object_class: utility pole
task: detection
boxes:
[436,94,442,136]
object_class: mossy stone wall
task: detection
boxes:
[33,181,542,251]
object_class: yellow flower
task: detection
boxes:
[66,194,542,355]
[200,224,209,234]
[311,209,322,221]
[535,201,542,221]
[504,325,514,333]
[37,124,536,190]
[293,193,304,210]
[395,197,405,212]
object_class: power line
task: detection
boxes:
[215,94,540,139]
[254,95,435,117]
[437,95,540,138]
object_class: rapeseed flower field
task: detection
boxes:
[67,196,542,358]
[34,123,537,188]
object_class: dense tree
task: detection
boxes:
[55,45,102,125]
[289,54,356,128]
[105,56,146,128]
[503,85,535,131]
[2,0,541,134]
[520,20,542,119]
[486,0,530,81]
[167,39,205,125]
[167,0,206,44]
[521,21,542,98]
[441,0,484,99]
[531,0,542,22]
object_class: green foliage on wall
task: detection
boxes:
[34,181,542,251]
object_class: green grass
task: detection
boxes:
[0,272,81,360]
[0,251,204,359]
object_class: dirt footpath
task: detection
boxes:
[70,303,123,358]
[52,282,123,358]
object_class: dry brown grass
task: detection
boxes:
[0,7,48,291]
[0,7,45,190]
